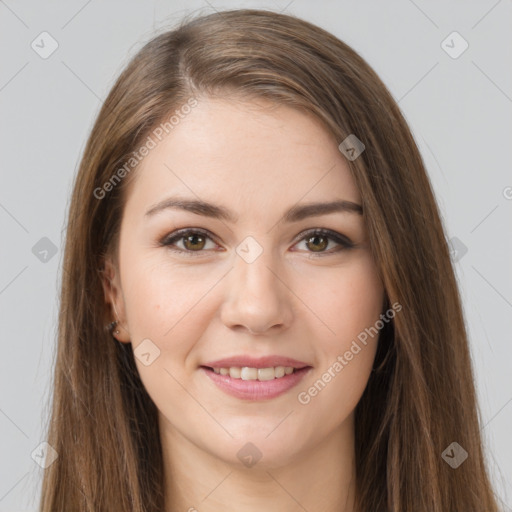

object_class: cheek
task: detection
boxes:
[294,257,383,428]
[295,253,384,350]
[121,256,223,355]
[121,258,221,405]
[338,258,384,348]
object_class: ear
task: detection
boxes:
[100,256,131,343]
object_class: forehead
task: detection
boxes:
[124,96,361,218]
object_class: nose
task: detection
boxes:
[219,249,294,335]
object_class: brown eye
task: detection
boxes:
[305,234,328,252]
[183,233,206,251]
[292,228,354,255]
[161,228,217,255]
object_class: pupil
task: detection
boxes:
[184,234,205,250]
[307,235,327,251]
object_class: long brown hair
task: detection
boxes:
[39,8,501,511]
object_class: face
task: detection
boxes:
[103,96,385,468]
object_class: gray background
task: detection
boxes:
[1,1,511,510]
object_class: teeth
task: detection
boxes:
[275,366,285,378]
[241,367,258,380]
[229,367,241,379]
[212,366,297,380]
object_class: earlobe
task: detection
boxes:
[100,257,131,343]
[109,319,131,344]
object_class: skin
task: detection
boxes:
[102,96,385,512]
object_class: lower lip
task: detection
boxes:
[200,366,312,401]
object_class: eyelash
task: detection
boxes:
[159,227,354,257]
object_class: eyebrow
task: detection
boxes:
[144,196,363,223]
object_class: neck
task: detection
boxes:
[160,413,357,512]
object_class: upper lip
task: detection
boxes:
[202,356,311,369]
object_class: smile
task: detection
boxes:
[200,365,312,400]
[213,365,296,380]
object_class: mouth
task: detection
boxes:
[201,365,304,380]
[200,365,312,400]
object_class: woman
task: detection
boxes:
[39,8,501,512]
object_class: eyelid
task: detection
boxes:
[160,227,354,255]
[160,227,221,254]
[292,227,354,250]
